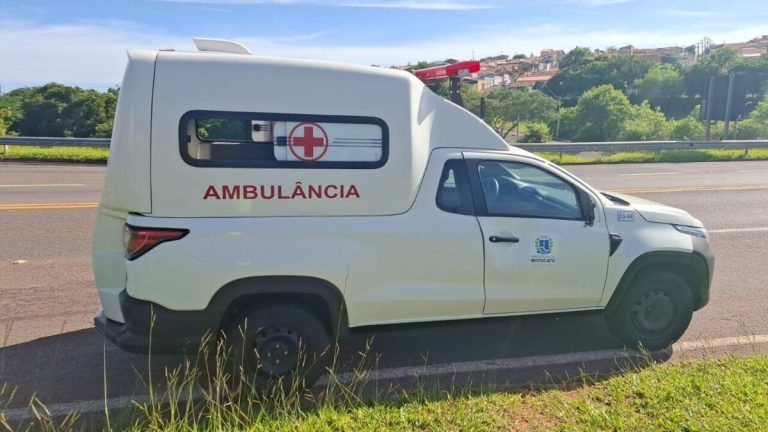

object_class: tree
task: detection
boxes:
[483,88,558,139]
[619,102,671,141]
[6,83,119,137]
[668,114,705,141]
[683,48,739,97]
[567,84,633,141]
[512,53,527,60]
[559,46,592,70]
[549,54,652,102]
[0,108,15,136]
[635,64,684,104]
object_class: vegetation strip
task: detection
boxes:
[0,203,99,210]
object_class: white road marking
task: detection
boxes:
[738,169,768,173]
[709,227,768,234]
[0,183,85,188]
[5,334,768,423]
[618,172,680,176]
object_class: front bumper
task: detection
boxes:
[692,235,715,310]
[94,290,219,355]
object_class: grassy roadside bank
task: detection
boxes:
[2,146,768,165]
[3,354,768,431]
[0,146,109,163]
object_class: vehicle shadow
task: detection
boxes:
[0,311,669,412]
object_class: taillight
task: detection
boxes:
[123,225,188,260]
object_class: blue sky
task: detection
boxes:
[1,0,766,90]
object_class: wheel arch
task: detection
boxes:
[606,251,710,312]
[206,276,349,338]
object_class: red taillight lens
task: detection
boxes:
[124,225,188,260]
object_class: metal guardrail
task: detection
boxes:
[2,136,768,153]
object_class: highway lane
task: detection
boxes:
[1,160,768,409]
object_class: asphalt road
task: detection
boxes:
[1,160,768,410]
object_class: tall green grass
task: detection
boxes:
[3,330,768,432]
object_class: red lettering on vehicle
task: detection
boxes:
[222,185,240,200]
[203,185,221,200]
[202,184,360,201]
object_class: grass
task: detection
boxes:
[2,145,768,165]
[3,345,768,431]
[536,148,768,164]
[0,146,109,163]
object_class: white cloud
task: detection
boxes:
[1,18,766,89]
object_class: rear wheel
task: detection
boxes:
[225,303,332,391]
[605,271,694,351]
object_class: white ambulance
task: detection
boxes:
[93,39,713,388]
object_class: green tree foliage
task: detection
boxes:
[559,46,592,70]
[0,108,15,136]
[620,102,671,141]
[4,83,118,137]
[668,114,706,141]
[634,64,685,106]
[731,98,768,139]
[483,88,558,139]
[549,54,652,102]
[519,122,551,143]
[683,48,739,97]
[565,85,633,141]
[512,53,527,60]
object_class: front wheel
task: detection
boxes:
[605,271,694,351]
[225,303,332,392]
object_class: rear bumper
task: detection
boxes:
[94,290,219,355]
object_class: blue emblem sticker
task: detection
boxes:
[617,211,635,222]
[531,236,556,265]
[535,236,554,255]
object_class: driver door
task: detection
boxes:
[468,157,609,314]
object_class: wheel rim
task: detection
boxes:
[632,290,675,333]
[252,325,301,376]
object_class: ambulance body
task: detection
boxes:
[93,39,713,387]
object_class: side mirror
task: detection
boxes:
[579,190,596,226]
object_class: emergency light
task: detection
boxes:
[412,61,481,108]
[412,61,481,81]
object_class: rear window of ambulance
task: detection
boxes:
[180,111,388,169]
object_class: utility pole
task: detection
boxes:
[705,76,715,140]
[723,73,736,140]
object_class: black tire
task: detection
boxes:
[605,271,694,351]
[225,303,332,392]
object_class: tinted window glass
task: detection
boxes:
[477,160,582,219]
[180,111,388,169]
[437,159,473,215]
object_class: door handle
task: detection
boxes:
[489,235,519,243]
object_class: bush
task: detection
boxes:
[731,119,768,139]
[519,122,551,143]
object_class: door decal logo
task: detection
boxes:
[532,236,556,265]
[535,236,554,255]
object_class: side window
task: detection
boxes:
[436,159,474,215]
[477,160,582,220]
[180,111,388,169]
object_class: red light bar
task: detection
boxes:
[412,61,481,81]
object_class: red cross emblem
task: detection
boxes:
[288,122,329,161]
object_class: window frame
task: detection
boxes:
[435,159,475,216]
[179,110,389,169]
[466,158,588,222]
